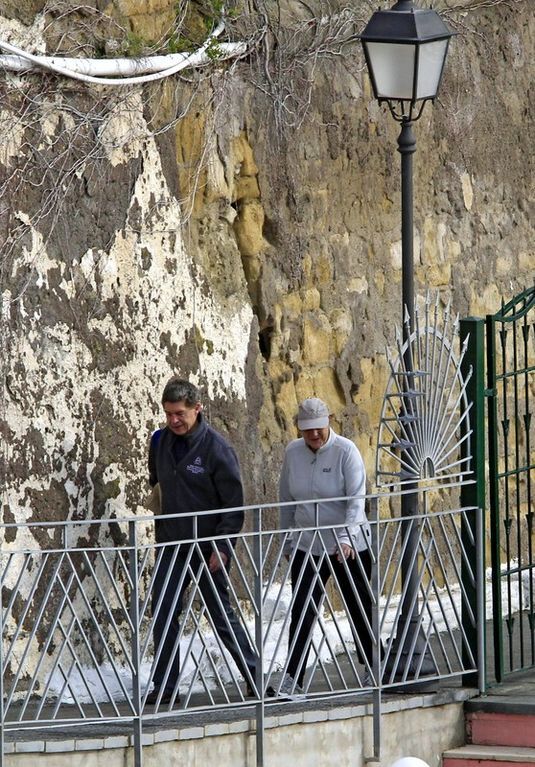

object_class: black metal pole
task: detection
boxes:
[398,118,419,630]
[399,118,415,337]
[398,119,420,676]
[387,118,436,683]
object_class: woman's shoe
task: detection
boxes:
[279,673,305,699]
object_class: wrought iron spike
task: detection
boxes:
[391,369,429,378]
[385,390,424,400]
[380,415,418,423]
[378,440,416,450]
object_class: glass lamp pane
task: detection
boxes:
[365,42,416,100]
[416,40,449,99]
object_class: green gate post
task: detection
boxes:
[460,317,486,688]
[485,311,504,683]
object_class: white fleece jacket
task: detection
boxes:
[279,429,371,556]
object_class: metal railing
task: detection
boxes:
[0,490,484,766]
[486,286,535,681]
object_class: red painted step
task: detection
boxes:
[443,744,535,767]
[467,711,535,749]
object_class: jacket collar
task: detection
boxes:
[166,411,207,446]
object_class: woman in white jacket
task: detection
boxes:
[279,397,373,696]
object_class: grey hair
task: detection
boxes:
[161,377,200,406]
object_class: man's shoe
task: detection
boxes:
[246,682,276,698]
[146,687,179,706]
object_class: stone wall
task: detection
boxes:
[0,0,532,532]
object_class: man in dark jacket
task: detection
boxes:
[146,377,259,706]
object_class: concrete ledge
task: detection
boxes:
[44,740,76,753]
[465,696,535,716]
[2,686,476,760]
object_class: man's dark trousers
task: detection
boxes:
[151,544,257,693]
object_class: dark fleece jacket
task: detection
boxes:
[148,413,244,558]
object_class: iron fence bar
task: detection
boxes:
[86,546,135,634]
[495,363,535,381]
[331,528,375,669]
[261,532,293,685]
[144,543,189,704]
[39,575,121,718]
[14,554,78,720]
[425,515,472,669]
[495,463,535,479]
[59,550,134,705]
[379,522,406,672]
[476,506,486,694]
[128,519,143,767]
[3,553,53,699]
[283,534,328,688]
[486,311,504,682]
[181,540,252,698]
[460,317,485,686]
[522,310,534,662]
[370,497,381,763]
[512,315,525,666]
[455,518,479,668]
[499,313,515,672]
[253,506,264,767]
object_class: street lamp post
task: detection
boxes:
[359,0,454,682]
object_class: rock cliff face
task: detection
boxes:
[0,0,532,533]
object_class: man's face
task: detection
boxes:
[163,399,201,436]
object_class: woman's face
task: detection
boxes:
[301,427,329,452]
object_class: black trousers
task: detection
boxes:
[287,547,374,687]
[151,545,257,692]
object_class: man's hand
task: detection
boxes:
[209,550,228,572]
[336,543,356,563]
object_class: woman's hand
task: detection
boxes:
[337,543,356,562]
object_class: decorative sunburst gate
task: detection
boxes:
[376,295,473,490]
[374,295,479,682]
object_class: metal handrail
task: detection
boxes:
[0,491,483,766]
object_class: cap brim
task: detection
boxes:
[297,417,329,430]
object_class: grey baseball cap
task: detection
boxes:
[297,398,330,430]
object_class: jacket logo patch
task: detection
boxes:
[322,467,332,473]
[187,456,205,474]
[187,464,205,474]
